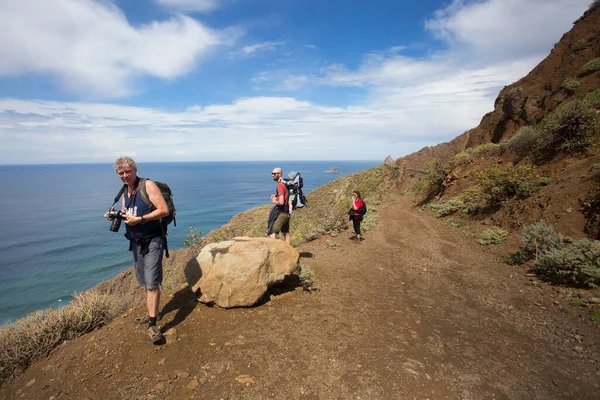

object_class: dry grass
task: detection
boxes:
[0,291,123,382]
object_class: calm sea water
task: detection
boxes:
[0,161,377,325]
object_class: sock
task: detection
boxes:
[148,317,157,327]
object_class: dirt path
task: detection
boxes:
[2,195,599,399]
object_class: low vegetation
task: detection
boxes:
[578,57,600,77]
[583,89,600,109]
[298,264,316,291]
[477,227,507,245]
[459,164,544,214]
[504,221,600,288]
[560,77,580,94]
[533,100,599,162]
[183,226,203,246]
[501,126,537,157]
[0,291,123,382]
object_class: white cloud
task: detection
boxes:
[232,41,286,58]
[0,0,593,164]
[0,97,434,163]
[424,0,591,65]
[0,0,241,98]
[155,0,219,13]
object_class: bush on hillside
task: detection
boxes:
[521,221,564,257]
[533,100,599,162]
[0,291,122,382]
[426,198,464,217]
[591,0,600,11]
[578,57,600,77]
[560,77,580,94]
[501,126,537,157]
[457,164,543,214]
[413,158,455,200]
[533,238,600,288]
[452,143,501,164]
[477,227,507,245]
[583,89,600,109]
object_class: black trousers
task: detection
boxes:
[352,216,362,235]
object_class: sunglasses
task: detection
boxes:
[271,172,280,175]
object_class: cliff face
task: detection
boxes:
[396,5,600,169]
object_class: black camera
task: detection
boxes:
[108,209,124,232]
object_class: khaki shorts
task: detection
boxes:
[272,213,290,234]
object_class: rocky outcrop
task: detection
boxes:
[184,237,299,308]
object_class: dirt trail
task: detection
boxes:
[2,195,599,399]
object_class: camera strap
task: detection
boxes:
[109,184,128,212]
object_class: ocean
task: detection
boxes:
[0,161,378,325]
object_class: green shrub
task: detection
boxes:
[298,264,316,291]
[533,100,599,162]
[583,89,600,109]
[591,0,600,11]
[183,226,203,246]
[502,126,537,157]
[591,306,600,323]
[532,238,600,288]
[458,164,543,214]
[504,250,527,265]
[560,77,580,94]
[572,39,587,53]
[453,143,501,164]
[426,198,464,217]
[579,57,600,77]
[477,227,507,245]
[521,221,564,257]
[413,158,455,198]
[571,298,585,307]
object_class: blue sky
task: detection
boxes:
[0,0,593,164]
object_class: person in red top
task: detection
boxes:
[349,191,365,241]
[269,167,291,245]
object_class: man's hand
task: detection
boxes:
[122,214,142,226]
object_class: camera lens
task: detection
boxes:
[109,217,122,232]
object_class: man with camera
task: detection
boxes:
[104,156,169,344]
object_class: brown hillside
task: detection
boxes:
[396,5,600,172]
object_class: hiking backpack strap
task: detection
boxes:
[138,177,170,258]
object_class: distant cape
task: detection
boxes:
[325,166,339,173]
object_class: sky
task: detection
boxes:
[0,0,594,164]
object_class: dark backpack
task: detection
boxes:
[357,201,367,216]
[139,178,177,227]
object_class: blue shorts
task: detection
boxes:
[132,236,164,290]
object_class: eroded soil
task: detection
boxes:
[2,195,599,399]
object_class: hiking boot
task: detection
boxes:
[148,326,165,344]
[349,236,356,240]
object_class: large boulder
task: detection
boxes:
[185,237,300,308]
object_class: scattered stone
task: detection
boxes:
[187,378,200,389]
[235,374,255,384]
[152,382,164,391]
[158,358,167,365]
[177,371,190,378]
[163,328,178,344]
[25,378,36,388]
[574,346,584,353]
[525,273,537,277]
[157,374,170,382]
